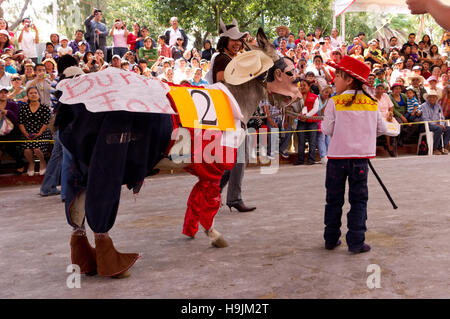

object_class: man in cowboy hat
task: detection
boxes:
[321,55,388,254]
[420,89,450,155]
[273,25,290,49]
[408,73,427,104]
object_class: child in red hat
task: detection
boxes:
[321,56,388,253]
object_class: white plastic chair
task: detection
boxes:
[417,121,447,155]
[417,122,434,156]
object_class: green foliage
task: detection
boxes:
[44,0,92,38]
[32,0,445,51]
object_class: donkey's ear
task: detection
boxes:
[219,18,226,34]
[257,28,269,49]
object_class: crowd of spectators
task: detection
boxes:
[0,10,450,175]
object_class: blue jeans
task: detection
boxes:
[267,118,292,155]
[296,121,318,163]
[428,124,450,150]
[113,47,128,58]
[324,159,369,250]
[317,132,330,158]
[61,144,73,201]
[40,131,62,195]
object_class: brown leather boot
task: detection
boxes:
[70,233,97,276]
[94,233,140,278]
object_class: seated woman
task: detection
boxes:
[375,83,397,157]
[389,82,415,145]
[0,87,25,174]
[18,86,52,176]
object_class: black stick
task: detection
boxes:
[368,160,398,210]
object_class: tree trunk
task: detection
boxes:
[9,0,32,31]
[0,0,7,19]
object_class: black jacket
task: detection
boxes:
[164,28,188,50]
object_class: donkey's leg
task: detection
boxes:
[199,180,228,248]
[64,153,98,276]
[183,178,228,247]
[66,190,97,275]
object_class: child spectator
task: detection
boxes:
[405,85,422,121]
[373,68,388,87]
[57,36,73,57]
[43,42,59,61]
[74,42,87,59]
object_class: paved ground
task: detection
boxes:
[0,155,449,299]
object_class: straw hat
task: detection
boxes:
[42,58,57,69]
[407,73,424,85]
[224,50,274,85]
[276,25,290,35]
[326,55,371,85]
[219,18,249,40]
[423,89,439,100]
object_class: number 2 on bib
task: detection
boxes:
[190,89,218,126]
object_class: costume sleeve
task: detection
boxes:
[321,99,335,137]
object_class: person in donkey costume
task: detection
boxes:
[321,56,388,254]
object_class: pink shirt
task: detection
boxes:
[322,90,388,159]
[376,93,394,119]
[112,29,127,48]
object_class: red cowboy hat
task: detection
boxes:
[326,55,371,86]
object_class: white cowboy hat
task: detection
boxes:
[423,89,439,100]
[224,50,274,85]
[63,66,84,78]
[407,73,424,85]
[219,18,248,40]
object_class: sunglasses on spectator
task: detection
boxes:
[12,78,21,81]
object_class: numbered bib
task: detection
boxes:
[168,86,236,131]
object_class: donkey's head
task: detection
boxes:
[248,28,280,63]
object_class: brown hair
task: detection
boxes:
[336,69,376,106]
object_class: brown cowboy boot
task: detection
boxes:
[70,230,97,276]
[94,233,140,278]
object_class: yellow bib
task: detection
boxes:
[332,94,378,112]
[168,86,236,131]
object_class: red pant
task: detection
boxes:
[182,129,236,237]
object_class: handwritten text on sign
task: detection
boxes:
[56,67,175,114]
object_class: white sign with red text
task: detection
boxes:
[56,67,175,114]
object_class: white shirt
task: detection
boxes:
[168,27,182,47]
[330,36,342,49]
[19,29,37,58]
[0,72,11,87]
[57,46,73,56]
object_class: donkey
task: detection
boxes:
[59,28,297,278]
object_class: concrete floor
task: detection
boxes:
[0,155,449,299]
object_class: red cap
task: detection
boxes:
[326,55,371,85]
